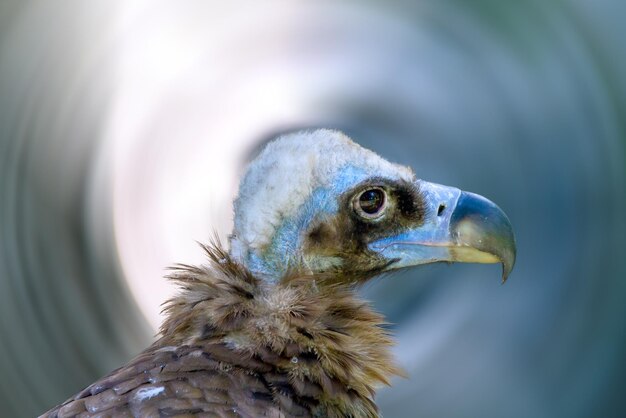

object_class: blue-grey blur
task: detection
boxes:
[1,1,625,417]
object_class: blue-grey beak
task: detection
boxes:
[370,181,517,282]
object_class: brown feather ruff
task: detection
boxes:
[159,243,403,417]
[42,242,402,418]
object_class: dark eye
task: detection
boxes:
[354,188,387,219]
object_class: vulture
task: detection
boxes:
[42,129,516,418]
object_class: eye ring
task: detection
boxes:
[353,187,388,220]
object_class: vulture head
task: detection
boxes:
[230,129,515,284]
[42,129,517,418]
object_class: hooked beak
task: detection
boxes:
[370,181,517,282]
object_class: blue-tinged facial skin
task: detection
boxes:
[246,165,516,283]
[369,182,516,282]
[369,182,462,267]
[246,164,375,280]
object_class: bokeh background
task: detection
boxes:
[1,0,625,417]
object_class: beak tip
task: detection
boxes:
[500,246,516,284]
[501,269,509,284]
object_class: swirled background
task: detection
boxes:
[1,1,625,417]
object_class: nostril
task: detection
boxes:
[437,204,446,217]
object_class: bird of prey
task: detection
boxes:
[42,130,516,418]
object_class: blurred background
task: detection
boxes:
[1,0,625,417]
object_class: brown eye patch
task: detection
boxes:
[349,178,426,227]
[302,178,427,281]
[349,179,427,244]
[391,182,427,220]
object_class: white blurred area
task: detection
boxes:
[109,2,312,328]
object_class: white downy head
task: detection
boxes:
[229,129,414,279]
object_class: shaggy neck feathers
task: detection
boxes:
[157,243,402,417]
